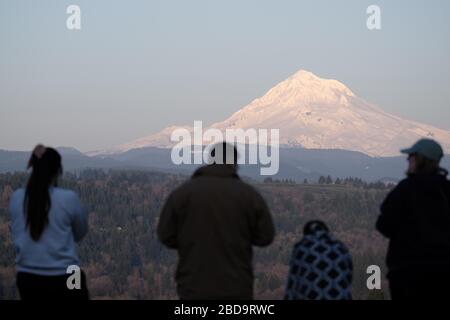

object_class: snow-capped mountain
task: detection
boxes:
[99,69,450,157]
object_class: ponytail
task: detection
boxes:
[24,145,62,241]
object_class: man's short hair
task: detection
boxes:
[210,142,238,165]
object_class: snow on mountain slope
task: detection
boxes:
[88,125,194,156]
[99,70,450,157]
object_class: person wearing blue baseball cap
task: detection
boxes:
[400,138,445,173]
[376,138,450,299]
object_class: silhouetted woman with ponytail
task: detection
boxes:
[8,145,89,300]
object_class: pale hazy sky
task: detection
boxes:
[1,0,449,152]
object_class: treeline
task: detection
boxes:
[316,175,394,189]
[263,177,297,184]
[263,175,395,190]
[0,169,390,299]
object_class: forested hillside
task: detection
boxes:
[0,169,389,299]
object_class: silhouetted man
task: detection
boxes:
[376,139,450,299]
[158,142,275,299]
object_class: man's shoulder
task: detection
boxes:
[233,181,267,202]
[166,180,194,199]
[235,179,259,191]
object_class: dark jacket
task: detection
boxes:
[376,172,450,275]
[157,164,275,299]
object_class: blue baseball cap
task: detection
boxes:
[400,138,444,162]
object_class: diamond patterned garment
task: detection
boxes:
[284,230,353,300]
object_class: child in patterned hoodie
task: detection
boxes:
[285,220,353,300]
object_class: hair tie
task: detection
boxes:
[27,144,47,169]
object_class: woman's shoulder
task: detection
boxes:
[8,188,25,215]
[394,177,415,189]
[10,188,25,201]
[12,187,25,194]
[51,187,80,200]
